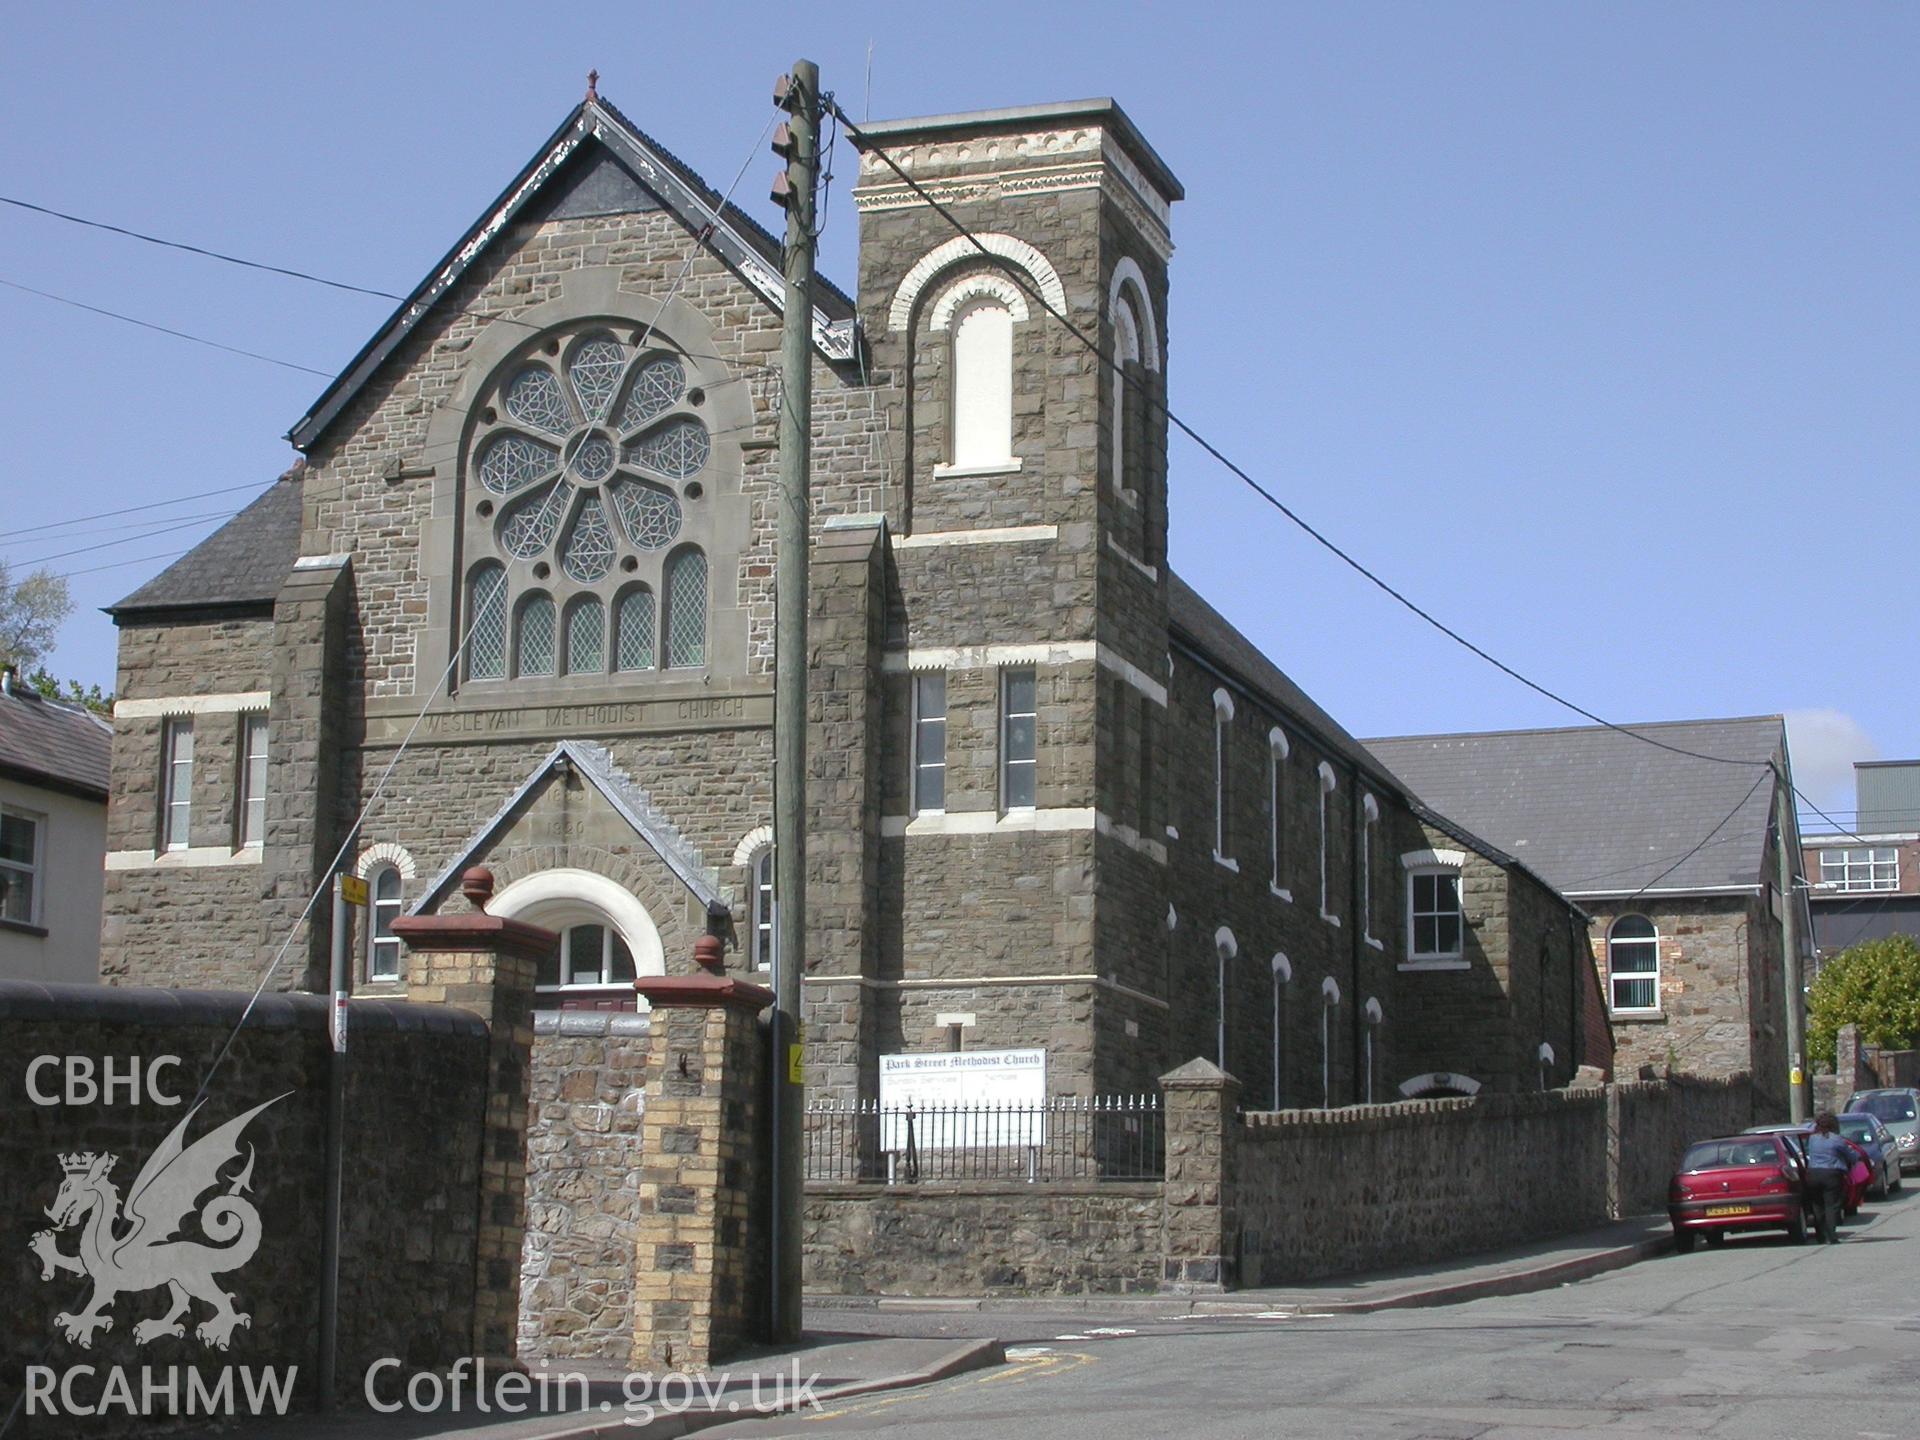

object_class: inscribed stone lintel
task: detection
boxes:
[359,690,774,746]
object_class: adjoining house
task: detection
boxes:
[0,668,111,982]
[1366,716,1808,1111]
[97,89,1608,1106]
[1802,759,1920,959]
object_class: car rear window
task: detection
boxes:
[1681,1139,1779,1171]
[1853,1094,1918,1123]
[1836,1116,1876,1142]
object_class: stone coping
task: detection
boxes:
[0,979,488,1036]
[533,1011,653,1037]
[391,911,558,962]
[634,973,774,1011]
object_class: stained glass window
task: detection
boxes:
[562,495,616,582]
[517,594,556,677]
[565,597,605,675]
[467,564,508,679]
[465,325,718,685]
[616,587,656,671]
[664,548,707,669]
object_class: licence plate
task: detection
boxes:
[1703,1204,1751,1217]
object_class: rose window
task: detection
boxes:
[462,325,714,683]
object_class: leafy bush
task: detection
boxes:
[1808,934,1920,1067]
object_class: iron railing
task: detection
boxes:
[804,1095,1164,1183]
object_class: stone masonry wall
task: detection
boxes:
[0,983,490,1428]
[520,1013,650,1363]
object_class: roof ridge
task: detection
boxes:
[1365,715,1784,746]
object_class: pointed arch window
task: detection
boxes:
[615,586,656,672]
[467,563,508,680]
[515,593,557,677]
[664,546,708,669]
[564,596,605,676]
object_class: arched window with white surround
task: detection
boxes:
[1363,997,1384,1104]
[750,846,776,974]
[1321,975,1342,1108]
[366,863,404,982]
[1317,761,1339,923]
[1212,689,1235,866]
[1268,728,1291,898]
[1607,915,1660,1014]
[1214,927,1238,1069]
[949,293,1015,470]
[1402,848,1466,966]
[1270,953,1292,1109]
[486,866,666,1012]
[1360,794,1381,949]
[1112,291,1143,502]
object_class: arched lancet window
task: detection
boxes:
[615,585,656,672]
[1361,794,1380,947]
[1212,689,1235,863]
[664,546,707,668]
[950,295,1014,468]
[515,593,556,677]
[1113,292,1143,504]
[1363,997,1384,1104]
[1270,954,1292,1110]
[1608,915,1660,1014]
[466,562,508,680]
[1268,728,1291,897]
[1214,927,1238,1070]
[750,846,776,973]
[564,596,605,676]
[1321,975,1342,1109]
[366,864,404,982]
[1317,762,1339,921]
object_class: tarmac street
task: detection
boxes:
[725,1189,1920,1439]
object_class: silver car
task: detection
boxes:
[1846,1088,1920,1176]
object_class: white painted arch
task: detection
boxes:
[888,234,1067,331]
[487,867,666,988]
[1108,257,1161,371]
[1399,1071,1483,1098]
[929,273,1029,330]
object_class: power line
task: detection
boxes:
[829,103,1781,775]
[50,547,192,583]
[0,483,267,541]
[0,193,405,300]
[6,513,229,568]
[0,276,333,377]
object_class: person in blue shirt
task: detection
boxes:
[1805,1112,1854,1244]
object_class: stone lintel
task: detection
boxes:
[635,974,775,1012]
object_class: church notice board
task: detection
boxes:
[878,1049,1046,1150]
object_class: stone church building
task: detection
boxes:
[101,90,1609,1108]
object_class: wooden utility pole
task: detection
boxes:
[768,56,818,1344]
[1775,768,1810,1122]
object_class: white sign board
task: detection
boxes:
[878,1049,1047,1150]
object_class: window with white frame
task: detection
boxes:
[0,805,43,927]
[1212,688,1235,863]
[1407,867,1463,960]
[1270,953,1292,1109]
[536,921,638,989]
[1819,846,1898,892]
[1268,728,1290,895]
[162,719,194,850]
[1112,291,1144,511]
[1001,667,1038,810]
[1607,915,1660,1014]
[1320,975,1341,1108]
[1361,793,1379,945]
[237,713,268,848]
[1317,761,1338,921]
[750,847,776,972]
[366,864,405,982]
[911,672,947,815]
[950,295,1015,468]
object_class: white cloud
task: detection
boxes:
[1785,709,1878,816]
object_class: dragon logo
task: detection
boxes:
[29,1094,286,1350]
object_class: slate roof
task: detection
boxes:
[0,683,111,799]
[106,468,304,618]
[1364,717,1788,898]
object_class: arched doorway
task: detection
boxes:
[489,867,665,1011]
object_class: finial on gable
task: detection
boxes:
[586,69,599,102]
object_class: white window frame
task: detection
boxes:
[162,718,194,851]
[1212,688,1237,870]
[1268,728,1291,900]
[749,846,776,973]
[1320,975,1341,1109]
[536,918,640,991]
[1607,915,1662,1016]
[1214,926,1238,1069]
[1270,953,1292,1109]
[1360,793,1381,949]
[365,863,405,983]
[911,672,948,817]
[0,803,45,929]
[1405,865,1465,965]
[1317,761,1340,925]
[1000,666,1038,812]
[237,712,268,848]
[1818,846,1898,893]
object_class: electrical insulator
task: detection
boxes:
[770,170,793,208]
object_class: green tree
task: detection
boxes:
[1807,934,1920,1067]
[25,667,112,716]
[0,563,73,671]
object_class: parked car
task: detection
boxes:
[1835,1112,1902,1198]
[1845,1088,1920,1176]
[1669,1132,1808,1250]
[1743,1123,1871,1214]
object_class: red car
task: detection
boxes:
[1669,1132,1808,1250]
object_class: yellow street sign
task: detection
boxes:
[338,874,369,907]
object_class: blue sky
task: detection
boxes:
[1,3,1912,818]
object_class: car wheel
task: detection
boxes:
[1673,1228,1697,1254]
[1787,1210,1808,1244]
[1703,1231,1726,1248]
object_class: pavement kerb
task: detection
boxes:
[808,1231,1677,1320]
[502,1338,1006,1440]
